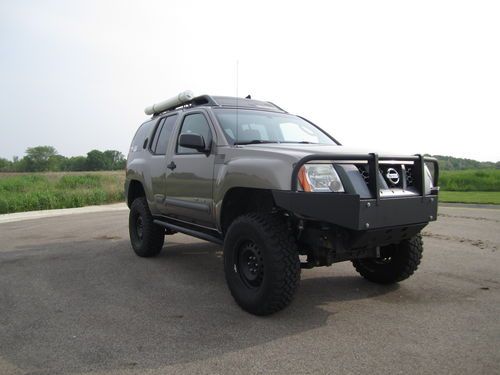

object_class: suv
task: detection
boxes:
[125,92,439,315]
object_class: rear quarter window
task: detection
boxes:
[130,120,155,153]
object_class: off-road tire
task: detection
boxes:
[352,234,423,284]
[224,213,301,316]
[129,197,164,257]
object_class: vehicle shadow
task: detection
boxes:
[161,239,400,305]
[0,237,399,374]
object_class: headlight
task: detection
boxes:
[298,164,345,192]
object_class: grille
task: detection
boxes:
[406,167,414,186]
[357,165,370,185]
[357,164,413,188]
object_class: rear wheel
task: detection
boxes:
[352,234,423,284]
[224,213,301,315]
[129,197,164,257]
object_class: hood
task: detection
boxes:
[232,143,406,160]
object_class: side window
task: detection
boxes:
[150,118,165,153]
[130,120,155,153]
[177,113,212,154]
[154,115,178,155]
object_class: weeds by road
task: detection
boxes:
[0,172,125,214]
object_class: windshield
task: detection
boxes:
[213,109,337,145]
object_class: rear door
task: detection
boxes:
[164,110,216,228]
[148,114,178,215]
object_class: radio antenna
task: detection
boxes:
[235,60,239,145]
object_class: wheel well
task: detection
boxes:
[220,188,276,234]
[127,180,146,207]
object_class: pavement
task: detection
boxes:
[0,204,498,375]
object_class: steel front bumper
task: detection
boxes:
[273,153,439,231]
[272,191,438,231]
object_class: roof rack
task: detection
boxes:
[146,91,286,117]
[210,96,286,113]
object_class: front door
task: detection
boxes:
[164,111,216,228]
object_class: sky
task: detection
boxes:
[0,0,499,162]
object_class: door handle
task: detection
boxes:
[167,161,176,170]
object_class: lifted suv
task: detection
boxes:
[125,92,439,315]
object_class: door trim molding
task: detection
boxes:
[164,198,210,213]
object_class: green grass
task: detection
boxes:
[439,169,500,191]
[0,172,125,214]
[439,191,500,205]
[438,169,500,204]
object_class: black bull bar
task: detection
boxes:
[272,154,439,231]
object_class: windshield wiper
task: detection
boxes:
[234,140,278,145]
[280,141,317,144]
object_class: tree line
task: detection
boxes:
[432,155,499,170]
[0,146,126,172]
[0,147,498,173]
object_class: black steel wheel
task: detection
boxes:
[237,240,264,288]
[224,213,300,316]
[129,197,164,257]
[352,234,423,284]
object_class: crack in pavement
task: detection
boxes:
[422,231,498,252]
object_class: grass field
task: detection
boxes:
[439,169,500,191]
[438,191,500,205]
[0,171,125,214]
[437,169,500,204]
[0,168,499,214]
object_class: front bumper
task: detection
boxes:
[273,153,439,231]
[272,191,438,231]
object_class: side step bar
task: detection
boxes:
[153,220,223,245]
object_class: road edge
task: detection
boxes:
[0,203,129,224]
[439,202,500,210]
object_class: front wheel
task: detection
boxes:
[129,197,165,257]
[352,234,423,284]
[224,213,301,316]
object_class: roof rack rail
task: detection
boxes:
[189,95,219,108]
[145,91,286,117]
[145,91,194,116]
[146,92,221,117]
[267,101,286,112]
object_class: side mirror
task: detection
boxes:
[179,133,207,152]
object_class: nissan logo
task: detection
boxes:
[386,168,400,185]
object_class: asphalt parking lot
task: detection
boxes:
[0,204,499,375]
